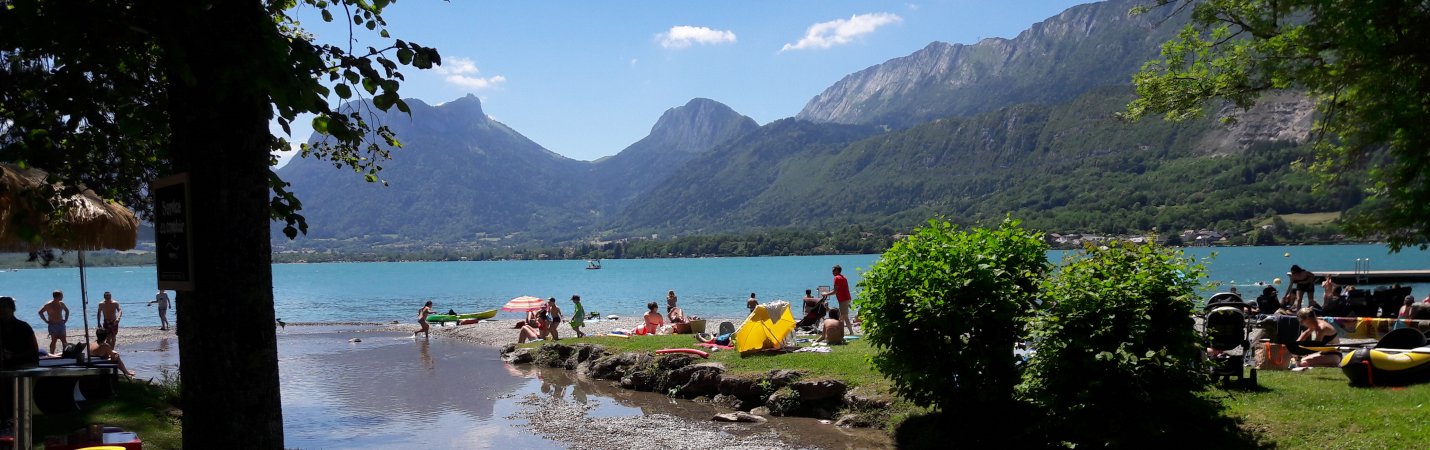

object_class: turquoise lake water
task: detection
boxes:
[1,244,1426,327]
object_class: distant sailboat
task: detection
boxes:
[586,259,602,270]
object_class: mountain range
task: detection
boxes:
[275,0,1334,252]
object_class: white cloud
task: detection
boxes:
[780,12,902,52]
[630,58,639,66]
[435,57,505,90]
[658,26,737,49]
[446,74,506,90]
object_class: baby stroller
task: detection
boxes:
[1203,292,1257,386]
[796,299,830,332]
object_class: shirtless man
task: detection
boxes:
[38,290,70,355]
[642,302,663,334]
[816,309,845,345]
[96,291,122,347]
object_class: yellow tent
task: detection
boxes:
[734,301,797,355]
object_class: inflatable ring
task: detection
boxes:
[655,348,710,358]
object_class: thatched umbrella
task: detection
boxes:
[1,162,140,360]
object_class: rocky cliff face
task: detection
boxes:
[1200,92,1316,153]
[795,0,1180,127]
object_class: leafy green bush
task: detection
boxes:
[857,218,1048,410]
[1018,240,1210,445]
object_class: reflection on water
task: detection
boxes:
[123,328,561,449]
[116,327,888,449]
[508,364,892,449]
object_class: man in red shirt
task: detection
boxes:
[821,265,856,334]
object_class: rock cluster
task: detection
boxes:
[500,342,891,427]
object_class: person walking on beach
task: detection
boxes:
[569,295,586,338]
[414,301,433,339]
[821,265,856,334]
[1288,265,1316,309]
[544,298,562,341]
[37,290,69,355]
[96,291,122,348]
[147,290,171,331]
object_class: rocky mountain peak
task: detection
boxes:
[646,98,757,151]
[794,0,1172,127]
[439,93,486,120]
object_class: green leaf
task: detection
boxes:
[311,115,330,134]
[334,83,351,99]
[397,48,413,65]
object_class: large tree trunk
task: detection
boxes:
[162,2,284,448]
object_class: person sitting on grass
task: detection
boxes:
[1293,307,1341,371]
[638,302,663,335]
[89,329,135,377]
[514,320,539,343]
[815,309,845,345]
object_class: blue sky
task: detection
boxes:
[275,0,1090,165]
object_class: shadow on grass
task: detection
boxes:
[893,396,1272,449]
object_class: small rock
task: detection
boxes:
[713,411,767,423]
[710,394,743,410]
[791,379,846,401]
[749,406,771,416]
[503,347,534,364]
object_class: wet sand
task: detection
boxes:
[107,322,889,449]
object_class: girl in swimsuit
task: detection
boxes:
[414,301,432,339]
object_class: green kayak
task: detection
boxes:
[426,309,498,323]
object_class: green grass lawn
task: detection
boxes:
[522,334,891,390]
[1218,369,1430,449]
[30,379,181,450]
[1276,212,1342,226]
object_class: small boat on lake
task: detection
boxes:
[586,259,602,270]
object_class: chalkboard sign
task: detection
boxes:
[152,174,194,290]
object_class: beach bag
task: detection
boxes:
[1255,342,1293,370]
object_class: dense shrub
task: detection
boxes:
[1017,240,1210,446]
[857,218,1048,410]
